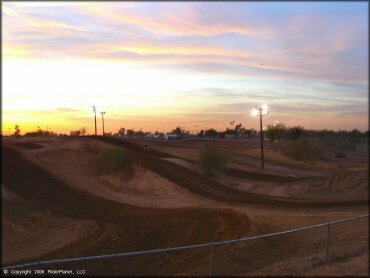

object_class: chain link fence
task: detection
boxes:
[1,215,369,276]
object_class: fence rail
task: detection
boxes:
[2,214,368,274]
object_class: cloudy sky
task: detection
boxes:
[3,2,368,134]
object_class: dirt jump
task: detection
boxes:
[2,137,368,276]
[91,136,367,208]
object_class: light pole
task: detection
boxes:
[274,121,279,142]
[93,106,97,136]
[101,111,106,136]
[251,104,269,169]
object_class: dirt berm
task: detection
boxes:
[3,145,368,276]
[3,146,252,273]
[91,136,367,208]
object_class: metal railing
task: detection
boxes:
[2,215,368,275]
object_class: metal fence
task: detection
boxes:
[2,214,368,275]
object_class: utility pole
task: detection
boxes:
[259,108,264,169]
[252,104,269,169]
[93,106,97,135]
[101,111,106,136]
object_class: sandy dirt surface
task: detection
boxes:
[13,138,216,209]
[2,187,96,264]
[113,137,368,200]
[132,137,368,174]
[94,136,367,207]
[216,170,368,200]
[2,136,368,276]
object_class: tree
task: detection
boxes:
[225,127,237,135]
[135,130,145,137]
[197,130,204,137]
[225,120,237,135]
[285,138,323,162]
[197,143,232,176]
[204,128,218,137]
[285,126,304,140]
[69,127,86,136]
[24,129,57,137]
[14,125,21,137]
[171,126,185,136]
[235,123,247,137]
[245,128,257,137]
[349,129,361,139]
[265,122,286,142]
[80,127,87,136]
[126,129,135,137]
[70,129,81,136]
[119,128,126,136]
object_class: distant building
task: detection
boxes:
[153,133,164,139]
[225,134,237,139]
[164,134,179,140]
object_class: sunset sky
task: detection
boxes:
[3,2,368,135]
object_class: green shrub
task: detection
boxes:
[285,138,323,162]
[92,147,130,175]
[338,138,357,151]
[318,136,357,151]
[197,143,231,176]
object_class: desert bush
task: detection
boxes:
[92,147,130,175]
[265,122,286,142]
[284,126,304,140]
[318,136,358,151]
[284,138,323,162]
[197,143,231,176]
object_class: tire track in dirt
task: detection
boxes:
[113,137,301,182]
[2,146,252,270]
[117,137,323,180]
[39,223,110,260]
[3,144,367,276]
[92,136,367,208]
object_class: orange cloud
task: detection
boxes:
[78,3,255,37]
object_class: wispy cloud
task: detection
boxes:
[2,2,368,132]
[4,2,368,85]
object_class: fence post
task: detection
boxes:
[325,224,331,264]
[209,244,215,276]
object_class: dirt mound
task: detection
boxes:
[2,146,252,270]
[99,164,177,195]
[161,158,200,171]
[12,142,44,149]
[41,137,104,152]
[2,187,96,264]
[299,171,369,198]
[216,170,368,200]
[20,140,213,208]
[92,137,368,208]
[3,143,368,276]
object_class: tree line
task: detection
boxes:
[7,123,369,140]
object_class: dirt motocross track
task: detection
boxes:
[2,146,253,275]
[2,137,368,276]
[92,136,367,208]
